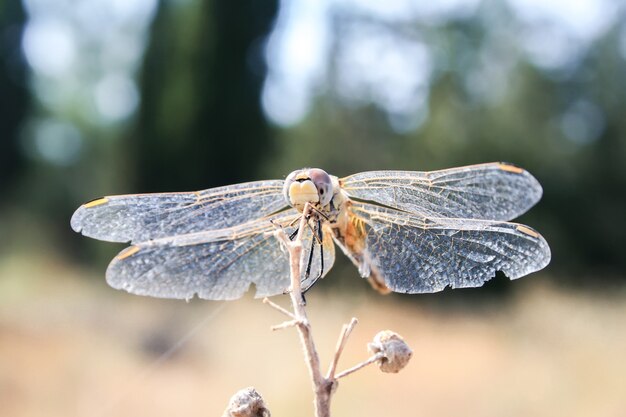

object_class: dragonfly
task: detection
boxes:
[71,162,551,300]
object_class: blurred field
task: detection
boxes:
[1,253,625,417]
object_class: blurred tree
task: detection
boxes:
[4,0,624,285]
[135,0,278,192]
[267,6,626,281]
[0,1,29,194]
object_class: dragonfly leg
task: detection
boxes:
[317,219,324,278]
[302,221,324,296]
[308,205,330,221]
[304,226,316,279]
[270,215,302,241]
[302,216,321,280]
[298,230,317,306]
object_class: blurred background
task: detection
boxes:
[1,0,625,416]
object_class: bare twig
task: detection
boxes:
[326,318,358,381]
[280,204,330,417]
[334,352,384,380]
[263,297,296,320]
[270,319,303,331]
[264,203,412,416]
[266,204,330,415]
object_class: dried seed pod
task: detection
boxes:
[368,330,412,373]
[222,387,270,417]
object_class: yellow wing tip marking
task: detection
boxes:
[516,225,540,238]
[116,246,140,260]
[83,197,109,208]
[498,163,525,174]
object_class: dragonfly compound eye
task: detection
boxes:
[308,168,333,206]
[283,168,333,210]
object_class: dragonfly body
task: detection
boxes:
[283,168,390,293]
[71,163,551,300]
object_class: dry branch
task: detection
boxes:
[259,203,412,416]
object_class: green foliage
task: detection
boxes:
[135,0,278,192]
[267,11,626,279]
[1,0,625,281]
[0,0,29,193]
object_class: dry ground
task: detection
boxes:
[1,254,625,417]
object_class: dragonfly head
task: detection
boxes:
[284,168,333,211]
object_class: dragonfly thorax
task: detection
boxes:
[284,168,334,211]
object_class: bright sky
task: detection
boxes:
[262,0,622,127]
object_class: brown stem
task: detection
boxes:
[334,352,384,380]
[280,204,331,417]
[326,318,359,381]
[269,203,369,416]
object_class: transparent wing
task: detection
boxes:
[351,202,551,293]
[71,180,286,243]
[106,211,302,300]
[342,162,542,221]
